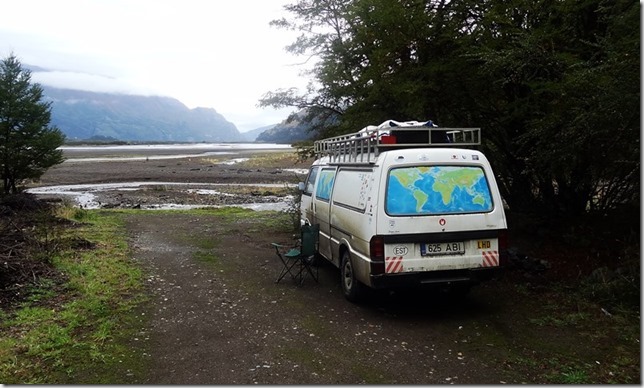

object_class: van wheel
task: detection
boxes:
[340,250,365,303]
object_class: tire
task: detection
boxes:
[340,250,366,303]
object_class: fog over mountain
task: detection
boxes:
[25,65,316,143]
[42,86,245,142]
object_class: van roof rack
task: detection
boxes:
[314,120,480,164]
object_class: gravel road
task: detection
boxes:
[122,211,518,384]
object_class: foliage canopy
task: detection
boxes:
[261,0,640,216]
[0,54,65,194]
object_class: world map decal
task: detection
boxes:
[386,166,493,215]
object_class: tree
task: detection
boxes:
[0,54,65,194]
[467,0,640,215]
[263,0,639,216]
[258,0,355,136]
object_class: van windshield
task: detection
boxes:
[386,166,493,215]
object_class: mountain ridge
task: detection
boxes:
[27,64,314,143]
[43,86,245,142]
[256,110,318,144]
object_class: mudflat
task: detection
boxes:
[34,146,310,209]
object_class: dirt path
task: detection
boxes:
[124,212,282,384]
[119,211,546,384]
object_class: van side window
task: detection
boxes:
[303,166,319,196]
[386,165,493,215]
[315,169,336,201]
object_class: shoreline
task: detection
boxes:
[28,147,311,210]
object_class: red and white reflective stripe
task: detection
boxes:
[385,256,404,273]
[482,251,499,267]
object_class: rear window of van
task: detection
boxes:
[386,166,493,215]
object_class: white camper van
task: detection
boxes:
[299,120,508,302]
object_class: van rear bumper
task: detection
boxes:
[369,267,502,289]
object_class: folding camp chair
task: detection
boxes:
[272,224,319,286]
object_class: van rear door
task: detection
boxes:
[377,153,507,274]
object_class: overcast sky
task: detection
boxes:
[0,0,309,132]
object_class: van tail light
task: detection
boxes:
[370,235,385,275]
[498,229,509,266]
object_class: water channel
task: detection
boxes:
[26,143,306,211]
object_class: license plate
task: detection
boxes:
[421,242,465,256]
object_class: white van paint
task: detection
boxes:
[300,121,508,302]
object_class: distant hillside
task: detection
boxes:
[41,86,244,142]
[256,111,318,143]
[243,124,275,142]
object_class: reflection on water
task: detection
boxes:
[62,151,236,163]
[60,143,293,163]
[26,182,294,211]
[60,143,292,151]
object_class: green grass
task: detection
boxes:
[558,367,590,384]
[180,206,296,234]
[499,281,640,384]
[0,208,147,384]
[539,358,593,384]
[529,311,590,327]
[236,151,298,168]
[193,250,220,265]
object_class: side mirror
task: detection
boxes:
[297,182,305,192]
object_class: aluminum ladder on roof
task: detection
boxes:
[314,126,481,164]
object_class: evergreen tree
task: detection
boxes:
[0,54,65,194]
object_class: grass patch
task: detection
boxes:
[200,157,221,164]
[193,251,220,265]
[236,152,298,168]
[200,151,299,170]
[529,311,590,327]
[178,207,296,234]
[498,282,640,384]
[0,207,147,384]
[54,204,96,222]
[557,366,591,384]
[250,211,298,234]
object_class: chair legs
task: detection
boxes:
[278,259,317,286]
[272,224,320,286]
[275,254,299,284]
[273,244,318,286]
[300,256,318,285]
